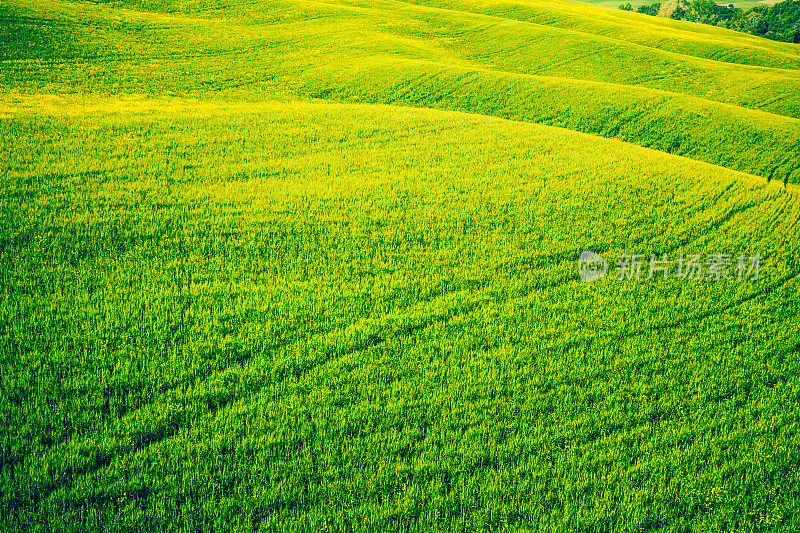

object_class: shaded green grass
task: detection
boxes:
[2,0,800,530]
[1,97,800,531]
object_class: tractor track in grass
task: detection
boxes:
[34,301,492,506]
[666,198,763,252]
[24,274,500,493]
[524,191,798,355]
[12,163,776,479]
[616,270,800,343]
[58,267,800,513]
[32,256,587,506]
[41,201,788,482]
[24,206,799,508]
[550,271,799,370]
[20,271,494,452]
[3,0,800,526]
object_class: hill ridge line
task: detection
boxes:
[383,0,800,71]
[360,54,800,124]
[302,97,797,191]
[83,0,800,74]
[8,91,791,191]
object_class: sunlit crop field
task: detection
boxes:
[2,0,800,531]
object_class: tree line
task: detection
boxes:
[619,0,800,43]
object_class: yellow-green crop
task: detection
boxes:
[1,0,799,531]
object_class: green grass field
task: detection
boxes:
[2,0,800,531]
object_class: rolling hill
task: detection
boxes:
[1,0,800,531]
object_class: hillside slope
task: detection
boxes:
[2,93,800,531]
[2,0,800,182]
[1,0,800,531]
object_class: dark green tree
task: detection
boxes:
[637,3,662,16]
